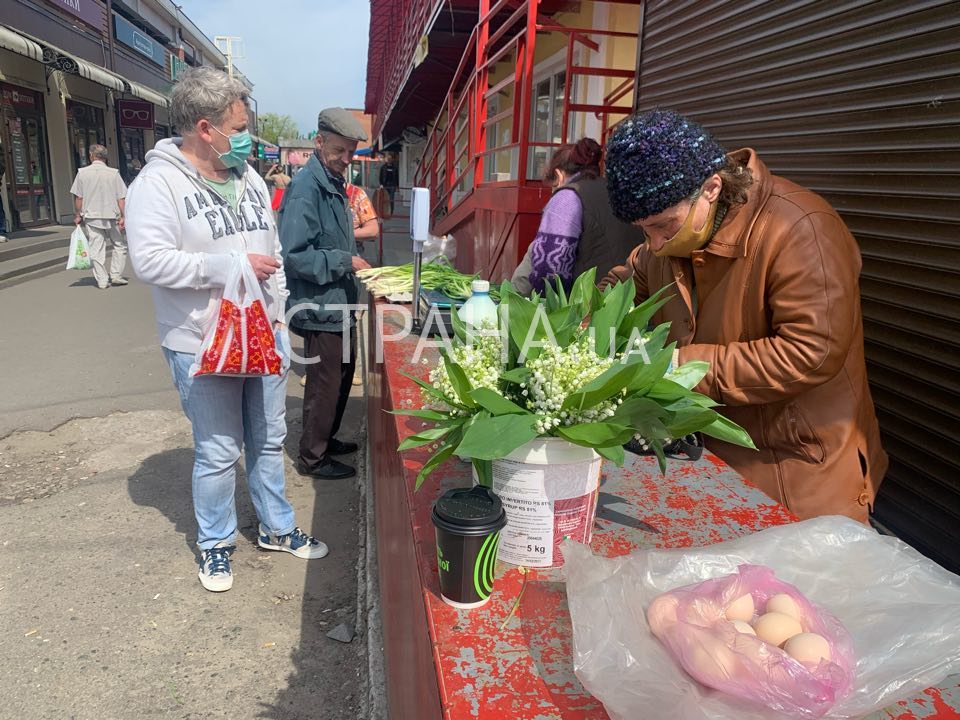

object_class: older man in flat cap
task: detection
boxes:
[279,107,371,480]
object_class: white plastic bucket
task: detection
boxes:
[481,438,601,568]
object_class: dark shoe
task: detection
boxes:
[296,457,356,479]
[327,438,359,456]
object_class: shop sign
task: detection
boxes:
[39,0,106,31]
[264,146,280,161]
[114,14,166,66]
[118,99,154,129]
[169,55,187,81]
[2,86,38,109]
[10,135,29,185]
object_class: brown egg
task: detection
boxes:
[647,594,679,638]
[765,593,801,620]
[753,612,803,647]
[724,593,755,623]
[784,632,832,665]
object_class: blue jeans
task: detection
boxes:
[163,344,295,550]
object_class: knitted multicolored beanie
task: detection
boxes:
[606,109,727,222]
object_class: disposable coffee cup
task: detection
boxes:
[432,485,508,609]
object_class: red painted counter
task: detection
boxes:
[366,302,960,720]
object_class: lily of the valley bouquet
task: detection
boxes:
[396,269,755,488]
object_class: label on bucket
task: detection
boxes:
[492,457,601,567]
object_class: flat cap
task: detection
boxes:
[317,107,368,142]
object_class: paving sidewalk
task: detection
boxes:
[0,225,74,290]
[0,264,373,719]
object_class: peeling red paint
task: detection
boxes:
[377,316,960,719]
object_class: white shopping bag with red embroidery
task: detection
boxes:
[190,255,283,377]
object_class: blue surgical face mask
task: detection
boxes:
[210,125,252,169]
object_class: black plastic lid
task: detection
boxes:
[432,485,506,532]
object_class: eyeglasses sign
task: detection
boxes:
[117,99,154,129]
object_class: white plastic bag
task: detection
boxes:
[422,232,456,264]
[66,225,91,270]
[562,516,960,720]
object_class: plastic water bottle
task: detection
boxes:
[458,280,498,330]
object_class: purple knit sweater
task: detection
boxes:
[527,187,583,293]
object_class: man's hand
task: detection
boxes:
[248,253,281,281]
[118,216,125,232]
[351,255,371,272]
[74,214,82,225]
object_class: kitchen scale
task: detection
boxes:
[417,288,465,338]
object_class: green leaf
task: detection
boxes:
[415,443,457,490]
[547,305,581,347]
[589,280,635,357]
[449,301,468,344]
[556,422,635,448]
[454,413,540,460]
[443,356,476,407]
[664,407,718,438]
[651,439,668,473]
[472,458,493,488]
[596,444,626,465]
[701,414,757,449]
[505,292,538,358]
[398,425,456,451]
[544,277,561,313]
[469,387,529,416]
[668,361,709,390]
[500,367,532,384]
[647,378,719,407]
[400,371,462,409]
[561,356,644,412]
[612,396,668,427]
[389,408,451,421]
[568,267,596,318]
[617,285,674,345]
[626,344,675,395]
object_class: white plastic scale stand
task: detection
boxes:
[409,187,430,332]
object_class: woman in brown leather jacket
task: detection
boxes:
[603,109,887,523]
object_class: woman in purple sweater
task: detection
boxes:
[512,138,642,294]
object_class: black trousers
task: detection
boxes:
[299,326,356,469]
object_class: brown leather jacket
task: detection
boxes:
[604,149,887,522]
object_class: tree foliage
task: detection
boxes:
[257,113,299,144]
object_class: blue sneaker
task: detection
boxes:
[198,543,235,592]
[257,525,329,559]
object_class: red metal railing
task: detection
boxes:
[412,0,638,221]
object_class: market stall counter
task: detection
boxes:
[365,300,960,720]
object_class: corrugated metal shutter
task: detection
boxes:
[632,0,960,572]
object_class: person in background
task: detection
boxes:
[279,108,370,480]
[300,179,378,389]
[265,163,291,190]
[378,151,399,215]
[602,109,887,523]
[70,144,128,289]
[126,67,328,593]
[0,137,7,242]
[511,138,644,295]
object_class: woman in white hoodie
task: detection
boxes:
[126,67,326,593]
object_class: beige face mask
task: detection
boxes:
[653,196,719,258]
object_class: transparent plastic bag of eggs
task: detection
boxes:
[644,564,855,717]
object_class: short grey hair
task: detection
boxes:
[89,144,108,161]
[170,66,249,134]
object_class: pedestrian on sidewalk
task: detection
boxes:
[279,107,370,479]
[378,151,399,215]
[0,138,8,242]
[125,66,328,593]
[69,144,129,288]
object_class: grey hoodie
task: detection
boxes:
[126,138,287,354]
